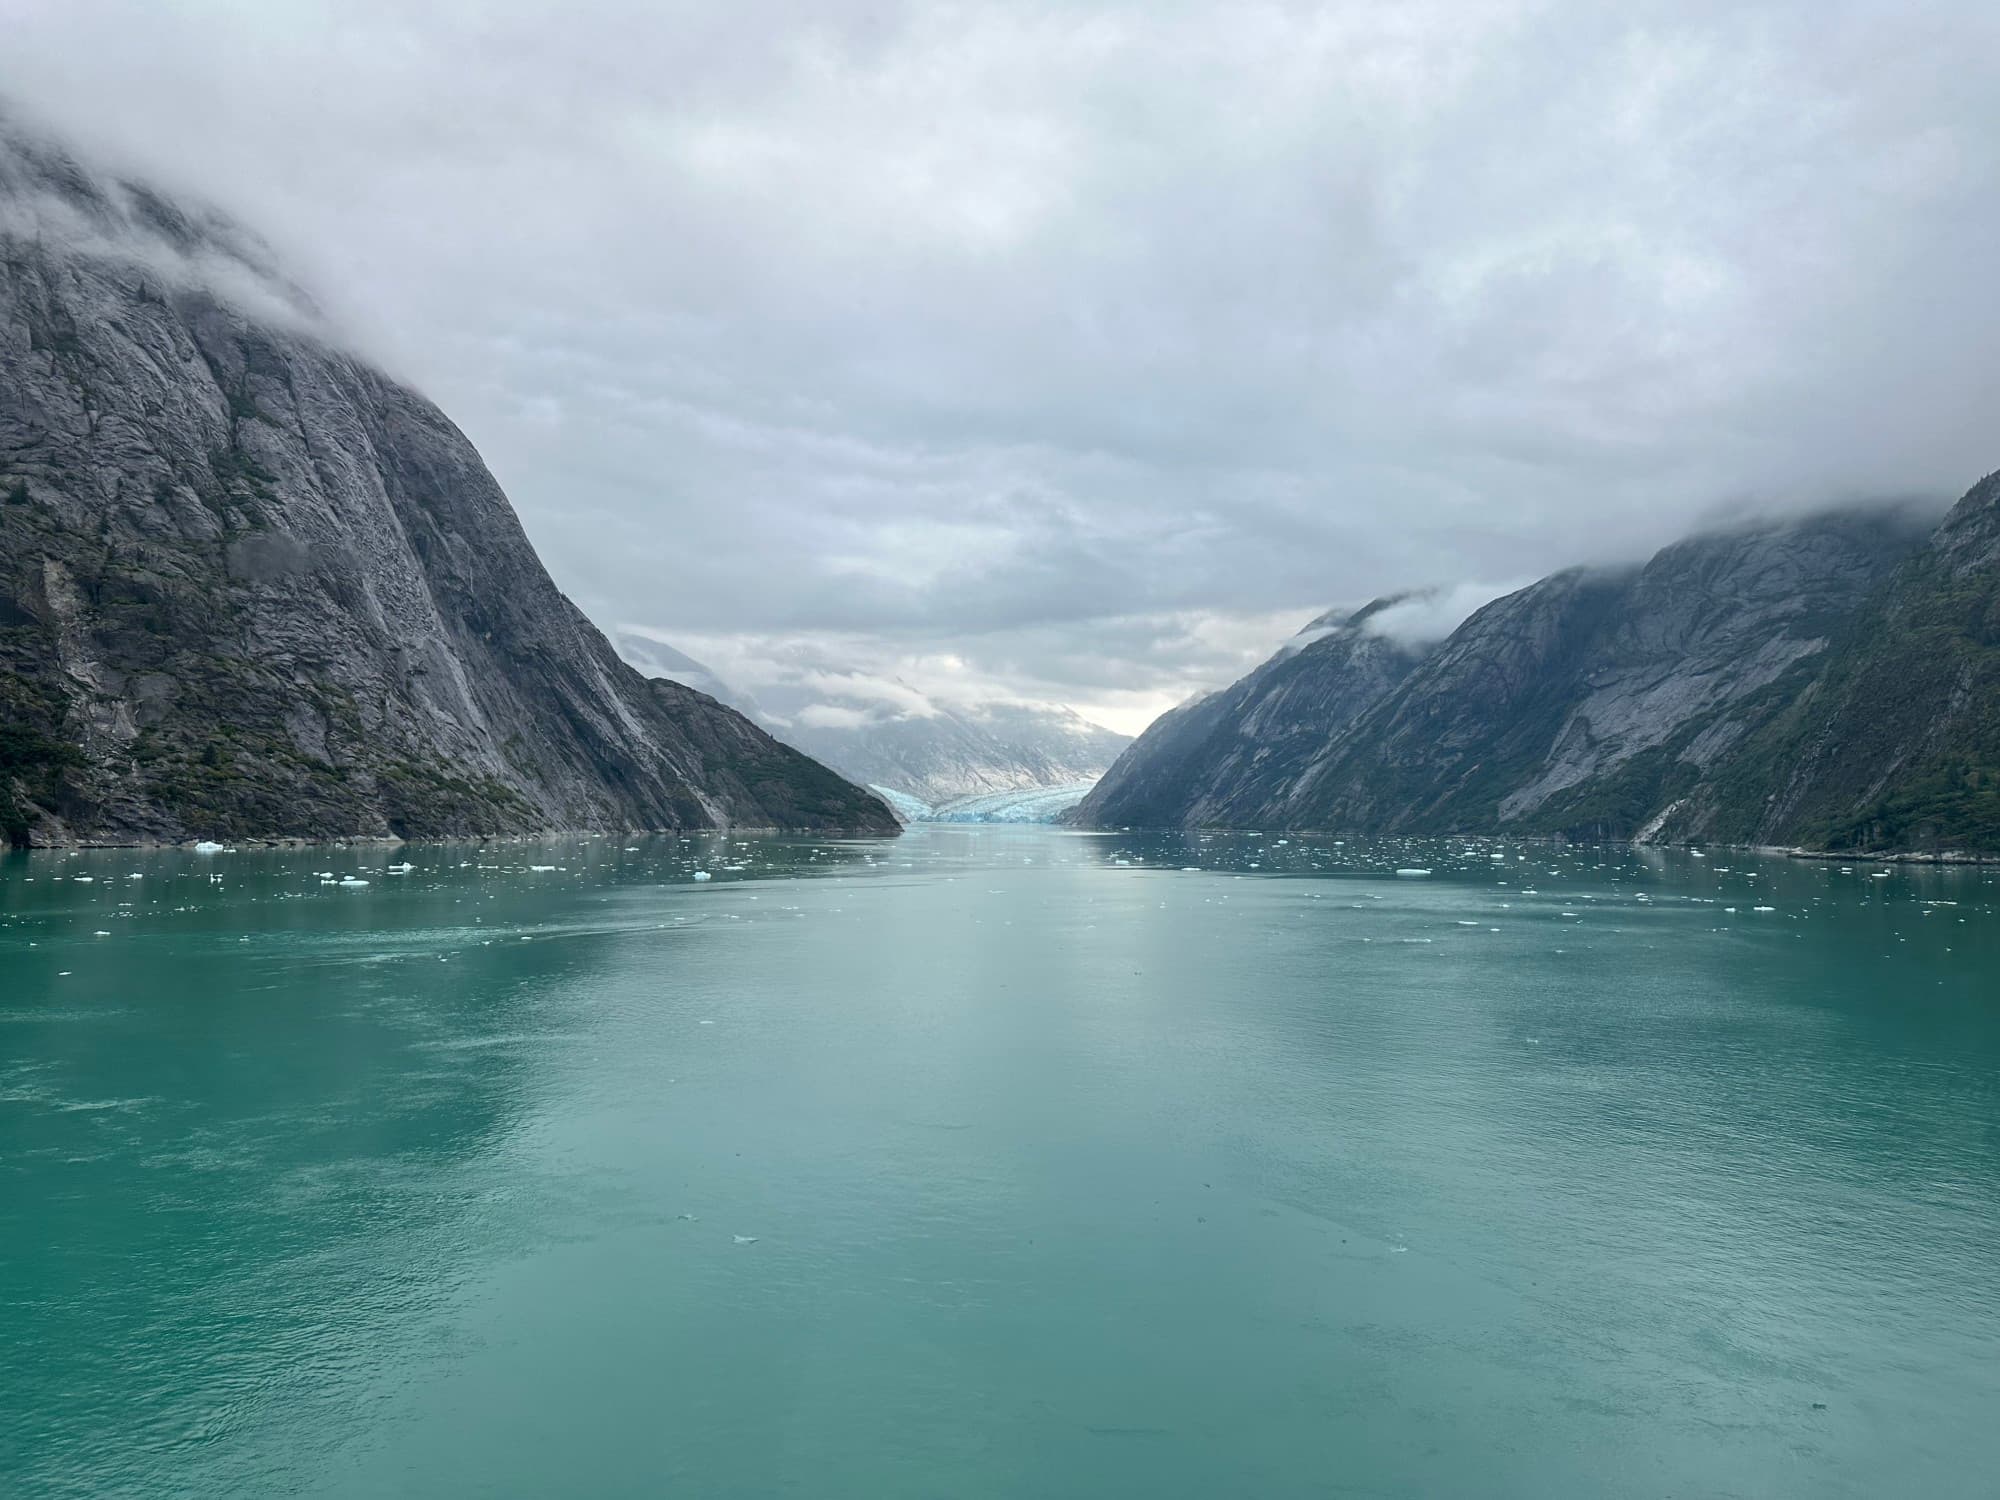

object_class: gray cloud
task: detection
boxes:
[4,0,1996,731]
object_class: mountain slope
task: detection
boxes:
[1075,509,1933,840]
[0,118,895,845]
[1684,473,2000,852]
[1072,596,1429,827]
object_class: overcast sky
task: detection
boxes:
[5,0,1998,733]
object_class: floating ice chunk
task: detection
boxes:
[529,865,558,872]
[692,871,713,882]
[1395,868,1432,878]
[94,930,110,937]
[193,841,224,853]
[386,862,415,874]
[733,1235,760,1245]
[73,875,94,883]
[338,877,370,888]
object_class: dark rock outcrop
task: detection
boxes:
[0,117,896,845]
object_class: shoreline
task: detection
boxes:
[1066,822,2000,866]
[3,825,904,853]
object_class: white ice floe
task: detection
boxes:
[193,841,225,853]
[692,871,713,882]
[1395,868,1432,877]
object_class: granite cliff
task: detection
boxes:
[0,118,896,845]
[1074,505,1977,850]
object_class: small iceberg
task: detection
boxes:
[338,877,370,888]
[692,871,713,882]
[1395,868,1433,878]
[193,840,225,853]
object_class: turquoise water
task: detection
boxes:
[4,828,1998,1497]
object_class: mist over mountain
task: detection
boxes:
[0,116,895,844]
[10,1,1998,734]
[1074,496,2000,853]
[612,628,1127,808]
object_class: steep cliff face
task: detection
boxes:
[1071,597,1428,827]
[0,121,896,844]
[1683,473,2000,852]
[1075,510,1933,840]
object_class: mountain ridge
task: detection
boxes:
[1073,500,1985,851]
[0,115,897,845]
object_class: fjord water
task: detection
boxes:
[5,831,1998,1498]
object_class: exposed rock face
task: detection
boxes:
[1682,472,2000,852]
[0,119,896,845]
[1075,509,1940,843]
[1072,596,1427,828]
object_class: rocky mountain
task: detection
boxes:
[0,117,897,845]
[1072,596,1428,828]
[609,631,1130,809]
[1679,472,2000,852]
[1075,505,1962,847]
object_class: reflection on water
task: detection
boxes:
[3,829,1997,1498]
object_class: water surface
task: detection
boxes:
[5,829,1998,1497]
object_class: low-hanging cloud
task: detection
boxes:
[1362,582,1532,647]
[4,0,1997,735]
